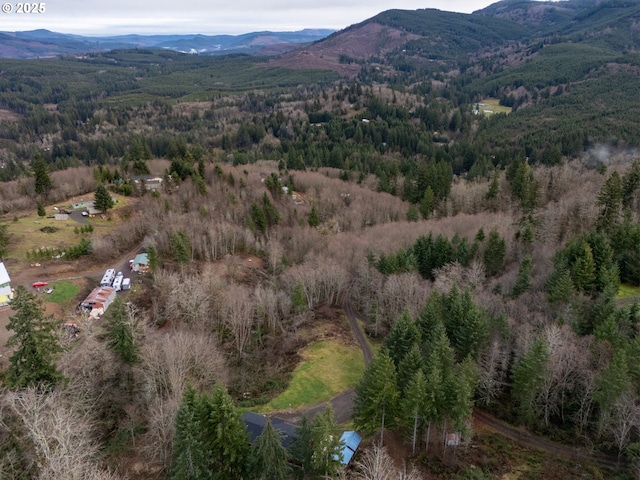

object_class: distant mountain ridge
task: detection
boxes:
[0,28,336,59]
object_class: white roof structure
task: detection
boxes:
[0,262,10,286]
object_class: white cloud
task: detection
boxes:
[0,0,498,35]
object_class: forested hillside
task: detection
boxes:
[3,0,640,478]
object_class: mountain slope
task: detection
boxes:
[0,29,335,59]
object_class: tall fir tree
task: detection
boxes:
[5,285,63,390]
[170,386,209,480]
[250,418,290,480]
[483,228,506,277]
[511,255,533,297]
[511,338,548,426]
[170,384,250,480]
[104,297,139,364]
[290,415,314,475]
[94,183,114,213]
[310,405,343,478]
[384,310,420,367]
[32,153,52,199]
[401,369,432,454]
[203,385,250,479]
[597,171,623,234]
[353,349,400,444]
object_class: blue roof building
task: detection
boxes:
[338,430,362,465]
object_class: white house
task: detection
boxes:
[0,262,13,306]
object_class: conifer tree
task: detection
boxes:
[483,228,506,276]
[353,349,400,444]
[443,288,489,360]
[511,338,548,426]
[310,405,343,478]
[485,170,499,200]
[290,415,314,475]
[445,357,477,433]
[401,369,431,454]
[203,384,250,479]
[36,201,45,217]
[594,350,632,427]
[0,223,9,260]
[597,171,623,234]
[397,343,425,394]
[384,310,420,367]
[5,285,63,390]
[147,245,159,272]
[32,153,52,199]
[308,205,320,227]
[170,384,250,480]
[511,255,533,297]
[104,297,139,364]
[170,387,209,480]
[419,186,435,219]
[94,183,114,213]
[251,418,290,480]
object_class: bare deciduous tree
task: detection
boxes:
[223,284,256,354]
[351,443,423,480]
[476,338,509,407]
[140,330,228,402]
[7,388,123,480]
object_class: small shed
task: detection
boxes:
[446,432,461,446]
[79,286,116,318]
[54,213,69,221]
[338,430,362,465]
[132,253,149,273]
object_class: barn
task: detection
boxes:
[79,286,116,318]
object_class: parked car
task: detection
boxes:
[32,281,48,288]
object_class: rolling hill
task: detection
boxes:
[0,28,335,59]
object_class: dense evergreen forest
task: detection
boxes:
[3,0,640,478]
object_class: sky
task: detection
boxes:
[0,0,500,36]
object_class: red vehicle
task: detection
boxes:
[32,281,48,288]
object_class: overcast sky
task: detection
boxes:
[0,0,501,36]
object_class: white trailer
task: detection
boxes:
[113,276,123,292]
[122,278,131,291]
[100,269,116,287]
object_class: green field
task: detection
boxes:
[45,280,82,306]
[2,194,130,265]
[616,283,640,300]
[258,340,365,413]
[477,98,512,115]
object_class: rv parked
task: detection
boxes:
[113,276,123,292]
[100,269,116,287]
[122,278,131,291]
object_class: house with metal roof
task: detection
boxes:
[132,253,149,273]
[338,430,362,465]
[242,412,299,450]
[79,286,116,318]
[0,262,13,306]
[242,412,362,467]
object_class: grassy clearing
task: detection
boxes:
[5,215,79,261]
[45,280,82,306]
[259,340,364,413]
[616,284,640,300]
[2,193,130,263]
[477,98,512,115]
